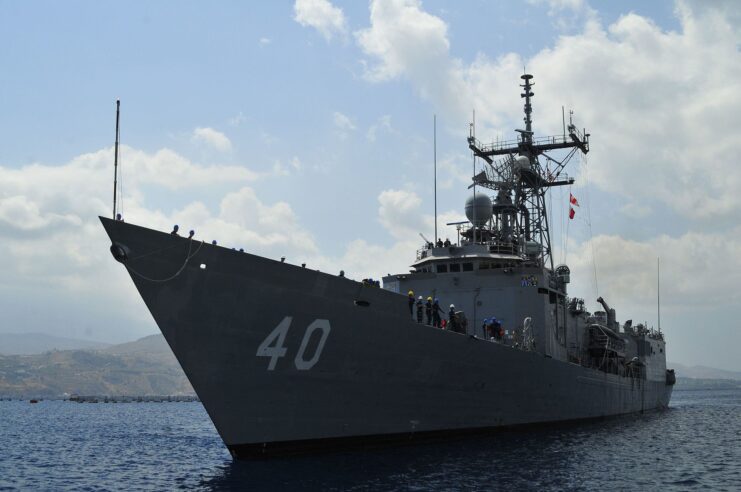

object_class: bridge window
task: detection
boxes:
[449,263,461,272]
[462,263,473,272]
[436,264,448,273]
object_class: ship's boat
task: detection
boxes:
[101,74,673,459]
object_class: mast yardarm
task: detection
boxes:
[467,74,590,270]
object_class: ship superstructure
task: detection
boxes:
[383,74,666,376]
[102,74,674,459]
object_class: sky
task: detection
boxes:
[0,0,739,370]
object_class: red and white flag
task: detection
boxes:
[569,207,576,220]
[569,193,580,207]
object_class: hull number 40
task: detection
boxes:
[256,316,331,371]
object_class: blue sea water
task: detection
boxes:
[0,389,739,491]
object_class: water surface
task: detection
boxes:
[1,389,738,491]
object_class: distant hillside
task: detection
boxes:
[669,362,741,381]
[102,334,171,355]
[675,377,741,390]
[0,332,110,355]
[0,334,192,399]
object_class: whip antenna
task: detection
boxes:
[434,114,438,243]
[657,257,661,334]
[112,99,121,219]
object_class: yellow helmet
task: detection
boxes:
[427,296,432,301]
[408,290,414,296]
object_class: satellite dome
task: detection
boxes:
[465,194,493,227]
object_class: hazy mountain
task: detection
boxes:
[0,334,192,399]
[102,334,171,356]
[669,362,741,381]
[0,332,110,355]
[675,377,741,390]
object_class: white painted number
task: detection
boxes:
[256,317,331,371]
[256,316,291,371]
[294,319,331,370]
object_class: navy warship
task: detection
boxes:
[101,74,674,459]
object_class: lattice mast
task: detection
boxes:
[467,74,589,271]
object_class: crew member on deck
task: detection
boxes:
[171,225,179,235]
[416,296,424,323]
[436,238,443,248]
[408,291,415,318]
[432,298,443,328]
[443,238,451,247]
[483,318,492,338]
[425,297,433,325]
[489,317,502,340]
[448,304,456,331]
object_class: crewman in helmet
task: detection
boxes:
[448,304,457,332]
[408,291,415,318]
[425,296,433,325]
[416,296,424,323]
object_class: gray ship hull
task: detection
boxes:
[101,218,673,459]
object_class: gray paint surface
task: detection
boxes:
[101,218,673,453]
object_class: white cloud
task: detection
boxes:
[356,0,448,81]
[260,131,278,145]
[228,112,246,126]
[332,111,356,131]
[366,114,393,142]
[294,0,347,41]
[436,152,473,189]
[0,195,81,233]
[272,160,290,177]
[209,187,318,255]
[305,189,464,281]
[527,0,598,31]
[568,228,741,312]
[376,188,465,243]
[355,0,470,124]
[619,201,652,219]
[355,0,741,222]
[271,156,302,177]
[192,127,232,152]
[315,238,418,280]
[0,146,298,342]
[259,37,271,47]
[378,189,423,240]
